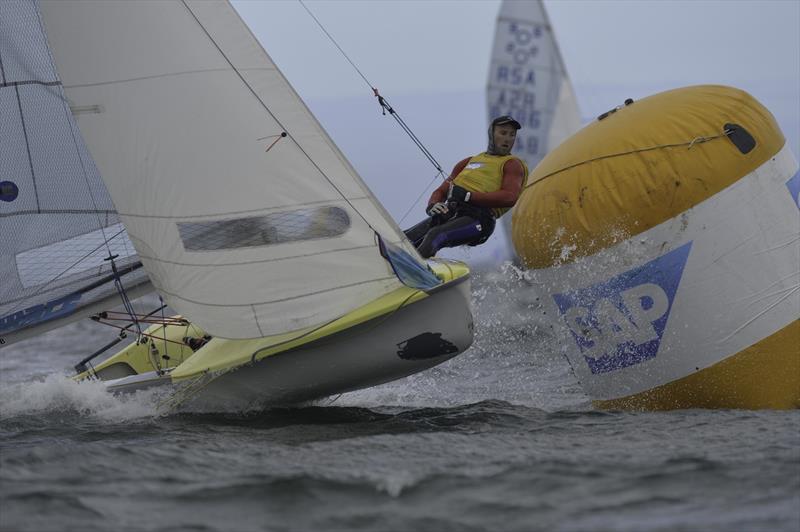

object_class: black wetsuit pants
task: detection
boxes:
[403,203,496,259]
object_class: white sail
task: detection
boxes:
[0,0,150,347]
[38,0,424,339]
[487,0,581,258]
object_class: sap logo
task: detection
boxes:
[465,162,485,170]
[0,292,82,334]
[786,170,800,209]
[553,242,692,374]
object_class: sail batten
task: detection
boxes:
[36,0,427,339]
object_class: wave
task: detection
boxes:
[0,262,587,418]
[0,373,161,422]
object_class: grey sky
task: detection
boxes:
[232,0,800,262]
[234,0,799,98]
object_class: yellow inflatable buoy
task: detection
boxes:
[513,85,799,410]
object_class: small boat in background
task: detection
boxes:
[487,0,582,263]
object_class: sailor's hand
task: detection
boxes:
[426,202,449,216]
[449,185,471,203]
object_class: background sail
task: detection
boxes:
[487,0,581,259]
[38,0,423,339]
[0,0,149,347]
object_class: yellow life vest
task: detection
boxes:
[452,152,529,218]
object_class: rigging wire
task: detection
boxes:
[297,0,372,94]
[106,254,143,337]
[398,170,443,225]
[297,0,447,217]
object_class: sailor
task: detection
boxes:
[404,115,529,258]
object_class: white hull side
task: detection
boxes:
[107,277,473,410]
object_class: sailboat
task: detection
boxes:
[486,0,581,262]
[0,0,473,409]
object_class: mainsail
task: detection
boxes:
[36,0,430,340]
[487,0,581,259]
[0,0,149,347]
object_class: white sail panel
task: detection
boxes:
[38,0,419,339]
[0,0,150,348]
[548,77,581,150]
[487,0,581,260]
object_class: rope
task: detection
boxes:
[90,319,186,347]
[398,171,443,225]
[89,307,188,348]
[524,130,732,190]
[95,311,187,325]
[372,90,445,176]
[297,0,447,219]
[298,0,373,92]
[106,254,142,337]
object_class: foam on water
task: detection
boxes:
[334,261,589,411]
[1,261,798,532]
[0,373,161,422]
[0,251,596,421]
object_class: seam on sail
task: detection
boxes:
[14,85,40,213]
[0,209,117,218]
[154,276,398,308]
[251,305,265,337]
[133,244,378,267]
[61,67,274,89]
[0,80,61,89]
[0,43,5,83]
[114,197,371,220]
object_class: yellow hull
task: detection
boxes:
[594,320,800,411]
[76,260,473,408]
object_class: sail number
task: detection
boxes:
[493,66,536,87]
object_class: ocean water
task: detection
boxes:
[1,265,798,532]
